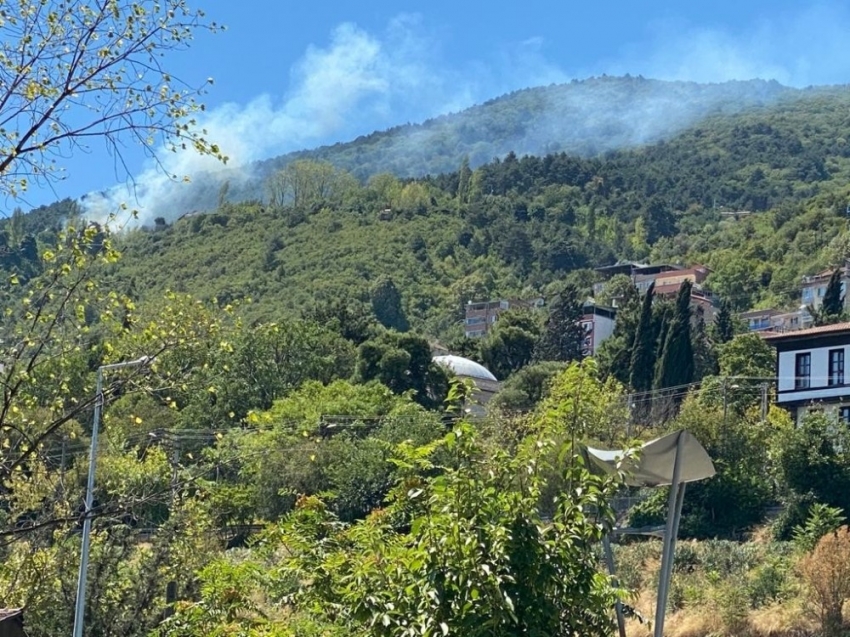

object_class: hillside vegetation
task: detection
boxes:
[50,81,850,340]
[7,76,850,637]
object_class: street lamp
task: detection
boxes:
[72,356,153,637]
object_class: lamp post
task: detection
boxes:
[72,356,152,637]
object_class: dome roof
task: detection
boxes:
[433,355,498,382]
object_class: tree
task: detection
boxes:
[595,279,640,385]
[302,295,378,345]
[355,331,448,409]
[266,160,357,209]
[223,424,625,636]
[371,277,409,332]
[534,284,585,363]
[629,397,773,539]
[479,311,540,380]
[817,269,845,325]
[629,282,656,392]
[714,299,735,344]
[654,281,694,390]
[0,0,223,198]
[490,361,568,413]
[691,316,719,381]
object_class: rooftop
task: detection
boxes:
[433,355,499,382]
[763,321,850,342]
[738,308,780,318]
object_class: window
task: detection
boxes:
[795,352,811,389]
[829,349,845,386]
[840,406,850,424]
[803,288,814,301]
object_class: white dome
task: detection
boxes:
[433,355,498,382]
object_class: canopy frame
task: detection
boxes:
[585,430,715,637]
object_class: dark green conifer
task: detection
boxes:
[714,300,735,343]
[819,269,845,325]
[654,280,695,390]
[534,284,585,363]
[629,282,656,392]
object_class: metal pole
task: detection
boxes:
[760,382,768,424]
[603,535,627,637]
[72,366,103,637]
[654,432,685,637]
[72,356,151,637]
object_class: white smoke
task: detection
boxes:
[83,3,850,226]
[83,15,476,226]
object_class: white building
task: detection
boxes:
[765,322,850,423]
[581,303,617,357]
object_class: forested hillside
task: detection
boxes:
[41,82,845,342]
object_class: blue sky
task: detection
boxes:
[11,0,850,213]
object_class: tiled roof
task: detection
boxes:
[763,322,850,341]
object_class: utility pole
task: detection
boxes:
[760,382,769,425]
[73,356,153,637]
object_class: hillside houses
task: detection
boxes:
[801,261,850,312]
[592,261,718,323]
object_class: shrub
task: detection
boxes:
[798,525,850,636]
[792,502,846,552]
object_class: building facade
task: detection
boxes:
[580,303,617,357]
[463,297,543,338]
[765,322,850,423]
[801,263,850,311]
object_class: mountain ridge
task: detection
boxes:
[80,76,814,222]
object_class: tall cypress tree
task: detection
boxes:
[654,280,695,390]
[714,300,735,343]
[819,269,845,325]
[629,282,656,392]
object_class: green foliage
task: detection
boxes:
[209,380,441,524]
[356,331,449,409]
[629,282,656,392]
[371,277,409,332]
[630,398,773,539]
[533,284,585,363]
[271,423,626,637]
[792,503,846,552]
[479,310,540,380]
[654,280,694,390]
[774,412,850,518]
[814,269,845,325]
[489,361,567,412]
[714,300,736,343]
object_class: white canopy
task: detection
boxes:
[585,429,715,487]
[590,429,716,637]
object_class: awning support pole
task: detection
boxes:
[654,432,685,637]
